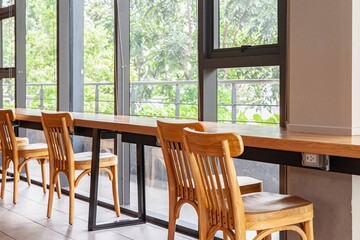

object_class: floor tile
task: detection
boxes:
[53,226,130,240]
[0,232,15,240]
[2,222,66,240]
[0,178,198,240]
[111,224,192,240]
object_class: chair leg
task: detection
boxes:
[47,174,55,218]
[69,182,75,225]
[24,162,31,186]
[303,219,314,240]
[199,219,211,240]
[55,175,62,199]
[39,159,47,193]
[167,190,177,240]
[1,160,8,199]
[13,161,19,204]
[110,165,121,217]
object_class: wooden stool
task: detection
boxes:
[182,128,314,240]
[41,112,120,225]
[157,120,263,240]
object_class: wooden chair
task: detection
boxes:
[0,109,50,203]
[182,128,314,240]
[156,120,262,240]
[41,112,121,224]
[1,137,29,180]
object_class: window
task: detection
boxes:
[206,0,285,61]
[1,15,15,108]
[0,2,15,109]
[216,0,278,49]
[130,0,198,120]
[26,0,57,110]
[83,0,115,114]
[201,0,286,125]
[218,66,280,125]
[129,0,199,231]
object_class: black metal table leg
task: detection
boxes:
[137,144,146,221]
[88,128,101,230]
[87,130,147,231]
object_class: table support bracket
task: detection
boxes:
[88,129,146,231]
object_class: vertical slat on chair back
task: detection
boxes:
[0,109,18,161]
[157,120,206,201]
[183,128,246,237]
[41,112,74,171]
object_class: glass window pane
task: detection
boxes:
[218,66,280,125]
[216,0,278,48]
[2,78,14,108]
[2,17,14,68]
[130,0,198,120]
[26,0,57,110]
[129,0,199,231]
[84,0,115,114]
[2,0,14,7]
[1,16,15,108]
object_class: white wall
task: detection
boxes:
[352,0,360,134]
[352,1,360,235]
[287,0,353,135]
[287,0,360,239]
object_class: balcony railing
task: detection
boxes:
[0,79,279,124]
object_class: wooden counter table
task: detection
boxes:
[12,108,360,231]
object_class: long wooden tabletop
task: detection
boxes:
[14,108,360,159]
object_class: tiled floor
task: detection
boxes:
[0,181,196,240]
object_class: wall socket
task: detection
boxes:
[301,153,330,171]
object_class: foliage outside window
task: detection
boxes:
[2,16,15,108]
[130,0,198,120]
[84,0,115,114]
[217,0,278,48]
[26,0,57,110]
[218,66,279,125]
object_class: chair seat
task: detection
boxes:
[243,192,313,230]
[237,176,262,194]
[18,143,48,159]
[74,152,118,170]
[0,137,29,150]
[15,137,29,146]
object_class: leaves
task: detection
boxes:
[13,0,280,124]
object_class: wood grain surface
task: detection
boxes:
[14,108,360,158]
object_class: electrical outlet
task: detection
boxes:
[303,153,319,164]
[302,153,330,170]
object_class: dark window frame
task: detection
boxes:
[207,0,285,60]
[199,0,287,126]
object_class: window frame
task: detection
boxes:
[198,0,287,126]
[207,0,285,59]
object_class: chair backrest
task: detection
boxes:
[182,127,246,239]
[0,109,18,160]
[41,112,74,172]
[156,120,206,202]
